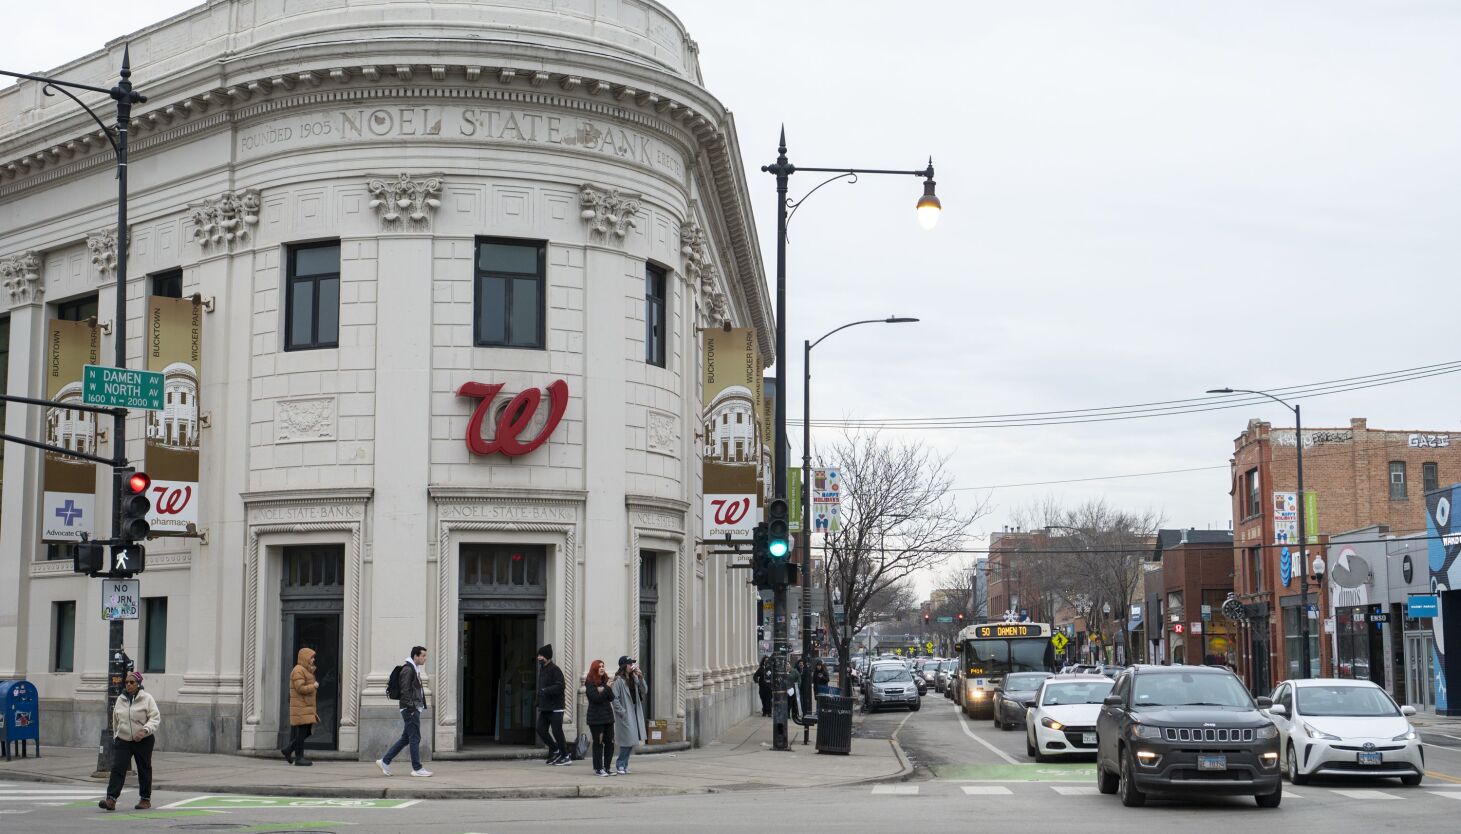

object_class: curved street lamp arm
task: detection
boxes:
[1212,387,1296,415]
[785,171,858,231]
[810,318,896,352]
[39,83,120,157]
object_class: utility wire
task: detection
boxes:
[824,532,1452,556]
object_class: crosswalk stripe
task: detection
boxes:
[1332,789,1402,800]
[1050,786,1100,796]
[1430,791,1461,800]
[961,786,1013,795]
[872,785,919,795]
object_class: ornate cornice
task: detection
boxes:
[578,183,642,240]
[188,188,260,253]
[367,173,442,227]
[0,250,43,306]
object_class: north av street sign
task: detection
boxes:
[83,364,164,411]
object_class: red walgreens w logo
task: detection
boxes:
[457,380,569,457]
[151,485,193,515]
[710,497,751,527]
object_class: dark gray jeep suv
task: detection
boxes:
[1095,665,1282,808]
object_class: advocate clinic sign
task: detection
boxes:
[702,327,763,539]
[144,296,203,533]
[42,319,100,542]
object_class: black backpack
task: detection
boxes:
[386,664,404,700]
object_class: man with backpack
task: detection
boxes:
[375,646,432,777]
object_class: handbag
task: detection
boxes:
[573,732,590,760]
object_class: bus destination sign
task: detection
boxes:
[974,624,1046,639]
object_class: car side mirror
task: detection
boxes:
[1267,703,1286,716]
[1103,694,1124,707]
[1255,696,1273,709]
[1401,705,1417,716]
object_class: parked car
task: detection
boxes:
[993,672,1054,730]
[865,663,921,712]
[1061,664,1102,676]
[1267,678,1424,786]
[934,659,956,693]
[1095,665,1281,808]
[1025,675,1113,762]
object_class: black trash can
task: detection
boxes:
[815,695,854,755]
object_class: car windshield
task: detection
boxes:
[942,660,956,672]
[1133,672,1254,708]
[872,667,911,683]
[1042,680,1114,705]
[1005,673,1049,690]
[1297,685,1401,717]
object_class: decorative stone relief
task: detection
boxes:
[367,173,443,226]
[647,410,678,457]
[189,189,260,252]
[276,396,336,443]
[680,218,728,323]
[578,183,641,239]
[680,221,709,281]
[86,229,124,280]
[0,251,43,305]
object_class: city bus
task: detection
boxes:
[952,622,1058,719]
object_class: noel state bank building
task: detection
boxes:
[0,0,773,757]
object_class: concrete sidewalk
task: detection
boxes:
[0,715,909,800]
[1409,710,1461,745]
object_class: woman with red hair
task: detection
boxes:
[584,660,616,776]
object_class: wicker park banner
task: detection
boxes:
[702,327,762,540]
[144,296,203,534]
[42,320,100,542]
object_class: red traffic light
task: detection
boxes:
[957,613,965,621]
[128,471,151,494]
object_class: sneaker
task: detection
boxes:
[616,765,628,775]
[410,768,433,777]
[552,756,573,766]
[599,768,613,777]
[375,758,392,776]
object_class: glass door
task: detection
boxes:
[283,613,342,750]
[1404,632,1434,712]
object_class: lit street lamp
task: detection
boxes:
[1208,386,1314,678]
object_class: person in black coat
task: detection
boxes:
[536,644,569,765]
[753,656,772,716]
[584,659,617,776]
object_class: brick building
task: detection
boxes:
[1148,529,1235,667]
[1226,417,1461,693]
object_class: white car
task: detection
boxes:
[1024,674,1113,762]
[1267,678,1424,786]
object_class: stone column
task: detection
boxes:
[0,252,46,677]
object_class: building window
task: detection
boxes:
[285,242,340,351]
[1283,606,1321,679]
[645,263,667,367]
[1244,468,1260,518]
[474,238,545,348]
[143,597,168,673]
[53,601,76,672]
[1389,461,1407,500]
[151,268,183,299]
[1247,547,1263,593]
[56,295,99,323]
[1423,462,1439,494]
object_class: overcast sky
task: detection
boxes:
[7,1,1461,602]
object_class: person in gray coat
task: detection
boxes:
[610,655,648,774]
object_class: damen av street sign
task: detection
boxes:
[83,364,163,411]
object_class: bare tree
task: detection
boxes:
[819,432,989,689]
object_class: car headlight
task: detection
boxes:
[1131,724,1163,740]
[1255,724,1279,740]
[1040,717,1065,731]
[1304,722,1341,741]
[1393,727,1418,742]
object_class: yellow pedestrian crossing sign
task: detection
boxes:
[1051,632,1069,652]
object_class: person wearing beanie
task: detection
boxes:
[536,644,569,765]
[98,671,161,812]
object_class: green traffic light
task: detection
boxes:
[769,540,789,558]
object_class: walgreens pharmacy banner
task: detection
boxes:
[702,327,762,538]
[42,320,100,541]
[144,296,203,533]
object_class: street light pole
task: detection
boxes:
[3,48,146,778]
[801,317,917,727]
[761,129,940,750]
[1208,387,1311,679]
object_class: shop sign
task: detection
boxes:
[457,379,568,456]
[1407,594,1439,618]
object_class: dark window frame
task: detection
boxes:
[150,268,183,299]
[284,241,341,352]
[1389,461,1407,500]
[473,237,546,349]
[645,262,667,367]
[1423,462,1439,495]
[143,596,168,673]
[53,600,76,672]
[1244,468,1261,519]
[55,295,100,323]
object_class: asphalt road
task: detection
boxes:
[7,693,1461,833]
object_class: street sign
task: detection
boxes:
[83,364,164,411]
[1051,632,1069,652]
[101,579,139,620]
[936,616,954,623]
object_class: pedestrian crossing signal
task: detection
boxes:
[73,542,104,575]
[110,544,145,576]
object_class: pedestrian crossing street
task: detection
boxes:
[870,782,1461,802]
[0,780,114,815]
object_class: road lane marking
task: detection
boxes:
[1427,771,1461,784]
[955,706,1021,765]
[1331,789,1401,800]
[1050,786,1100,796]
[961,786,1013,795]
[872,785,919,795]
[1430,791,1461,800]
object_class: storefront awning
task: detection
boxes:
[1127,612,1143,631]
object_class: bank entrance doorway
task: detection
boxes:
[278,545,344,751]
[459,543,546,747]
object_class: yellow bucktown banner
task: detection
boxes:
[144,296,203,534]
[701,327,762,539]
[42,320,100,542]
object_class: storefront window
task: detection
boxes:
[1283,606,1321,679]
[1335,605,1384,684]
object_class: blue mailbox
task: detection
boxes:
[0,679,40,761]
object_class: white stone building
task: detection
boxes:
[0,0,773,757]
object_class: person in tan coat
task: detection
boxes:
[98,671,161,811]
[283,647,320,766]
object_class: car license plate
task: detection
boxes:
[1082,732,1098,745]
[1197,755,1227,771]
[1358,751,1382,766]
